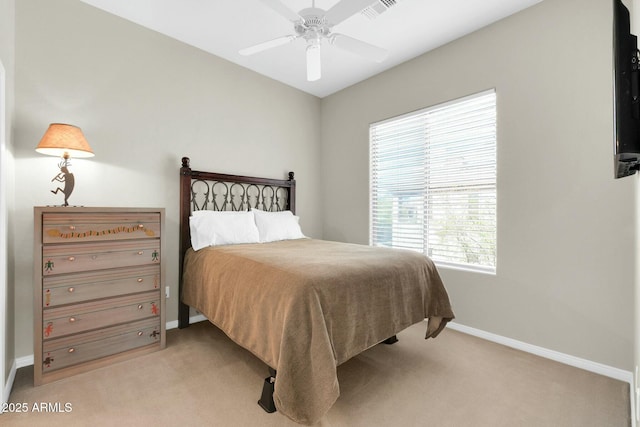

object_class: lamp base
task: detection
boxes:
[49,160,75,207]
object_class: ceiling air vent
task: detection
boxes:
[361,0,402,20]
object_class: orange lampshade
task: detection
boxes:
[35,123,94,159]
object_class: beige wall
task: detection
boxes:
[321,0,636,370]
[13,0,322,358]
[0,0,15,388]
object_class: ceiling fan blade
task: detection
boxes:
[324,0,373,26]
[239,35,297,56]
[259,0,302,22]
[330,33,388,62]
[306,43,321,81]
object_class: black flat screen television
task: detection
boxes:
[613,0,640,178]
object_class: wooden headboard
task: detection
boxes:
[178,156,296,328]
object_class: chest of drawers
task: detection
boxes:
[34,207,166,385]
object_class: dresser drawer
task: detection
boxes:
[42,240,160,276]
[42,318,161,373]
[43,265,161,308]
[43,292,160,340]
[42,212,160,243]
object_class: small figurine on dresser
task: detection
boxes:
[50,160,75,207]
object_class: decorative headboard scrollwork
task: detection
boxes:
[189,178,290,213]
[178,156,296,328]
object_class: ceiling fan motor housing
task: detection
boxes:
[296,8,332,42]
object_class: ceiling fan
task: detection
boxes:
[239,0,388,81]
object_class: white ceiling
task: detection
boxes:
[80,0,543,98]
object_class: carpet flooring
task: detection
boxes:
[2,321,631,426]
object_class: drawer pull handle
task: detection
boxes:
[67,287,75,293]
[69,225,76,230]
[91,255,97,260]
[68,348,75,353]
[69,317,76,323]
[137,278,143,283]
[137,251,144,255]
[137,304,143,310]
[68,256,75,262]
[137,331,143,336]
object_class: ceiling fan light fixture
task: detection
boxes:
[306,42,321,81]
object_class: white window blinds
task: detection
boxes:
[370,90,497,273]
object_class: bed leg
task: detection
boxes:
[178,302,190,329]
[382,335,399,345]
[258,368,277,414]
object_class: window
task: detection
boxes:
[370,90,497,273]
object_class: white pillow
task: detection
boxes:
[189,210,260,250]
[251,208,305,243]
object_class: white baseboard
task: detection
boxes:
[447,321,635,427]
[165,314,207,330]
[2,359,16,405]
[15,355,33,370]
[447,322,636,427]
[447,322,632,383]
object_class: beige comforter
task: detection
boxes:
[181,239,454,425]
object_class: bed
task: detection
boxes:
[178,157,455,425]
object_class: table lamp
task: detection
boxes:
[35,123,94,206]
